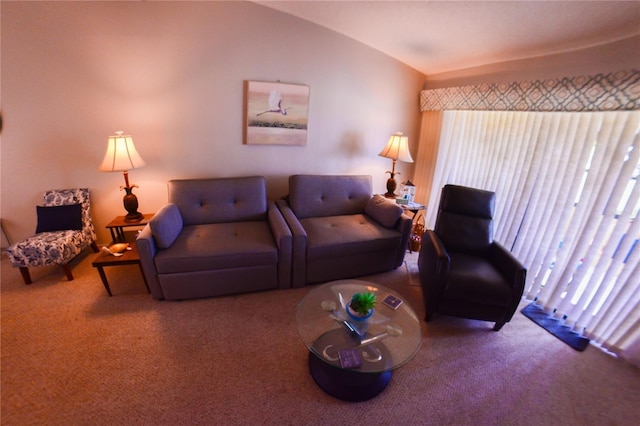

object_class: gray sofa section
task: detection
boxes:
[277,174,412,288]
[137,176,292,300]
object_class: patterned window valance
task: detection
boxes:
[420,69,640,112]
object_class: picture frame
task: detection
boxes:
[244,80,310,146]
[399,182,416,203]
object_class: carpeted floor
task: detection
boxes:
[1,250,639,425]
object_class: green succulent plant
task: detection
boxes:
[350,292,376,315]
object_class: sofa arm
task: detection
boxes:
[136,225,164,300]
[276,199,308,288]
[417,230,450,320]
[268,201,292,289]
[396,213,413,266]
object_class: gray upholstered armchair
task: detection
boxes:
[417,185,526,331]
[277,175,412,287]
[137,176,292,300]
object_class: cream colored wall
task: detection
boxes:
[425,35,640,89]
[0,1,425,245]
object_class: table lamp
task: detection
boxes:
[99,131,146,222]
[378,132,413,198]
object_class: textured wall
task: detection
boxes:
[1,2,425,244]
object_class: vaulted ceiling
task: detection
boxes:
[255,1,640,75]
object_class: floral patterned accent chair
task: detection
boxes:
[7,188,99,284]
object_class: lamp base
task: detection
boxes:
[384,177,397,198]
[124,211,144,222]
[122,188,143,222]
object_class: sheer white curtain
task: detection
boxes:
[422,110,640,360]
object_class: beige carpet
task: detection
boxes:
[1,250,639,425]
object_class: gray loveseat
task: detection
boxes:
[277,175,412,287]
[137,176,292,300]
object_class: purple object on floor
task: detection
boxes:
[521,303,590,351]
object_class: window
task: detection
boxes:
[423,110,640,357]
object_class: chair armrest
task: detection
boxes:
[136,225,164,300]
[488,242,527,321]
[488,242,527,292]
[268,201,292,289]
[417,230,451,318]
[276,199,307,288]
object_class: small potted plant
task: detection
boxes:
[347,292,376,321]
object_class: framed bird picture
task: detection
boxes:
[244,80,310,146]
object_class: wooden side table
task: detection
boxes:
[92,213,154,296]
[381,196,426,218]
[105,213,154,242]
[398,202,426,218]
[386,200,426,253]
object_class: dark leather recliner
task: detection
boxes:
[417,185,526,331]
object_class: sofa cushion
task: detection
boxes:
[288,175,372,219]
[36,204,83,233]
[149,204,183,249]
[168,176,267,225]
[154,222,278,274]
[364,194,403,228]
[301,214,402,260]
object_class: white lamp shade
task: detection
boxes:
[99,132,146,172]
[378,132,413,163]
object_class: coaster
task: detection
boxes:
[382,294,403,310]
[338,348,363,369]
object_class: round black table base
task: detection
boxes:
[308,353,392,402]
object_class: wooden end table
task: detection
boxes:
[382,198,426,253]
[398,201,426,218]
[105,213,155,242]
[92,214,154,296]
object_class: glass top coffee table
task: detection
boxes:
[296,279,422,401]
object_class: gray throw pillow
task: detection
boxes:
[149,203,183,249]
[365,194,403,228]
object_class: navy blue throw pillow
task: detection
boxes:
[36,204,83,233]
